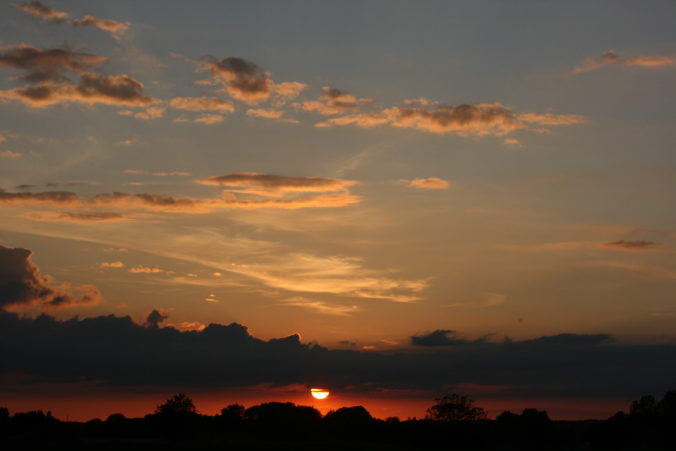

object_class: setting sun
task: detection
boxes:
[310,388,330,400]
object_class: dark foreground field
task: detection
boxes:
[2,391,676,450]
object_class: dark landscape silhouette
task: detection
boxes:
[2,390,676,450]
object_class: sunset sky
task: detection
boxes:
[1,0,676,420]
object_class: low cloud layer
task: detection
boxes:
[0,245,100,310]
[197,173,357,197]
[1,310,674,399]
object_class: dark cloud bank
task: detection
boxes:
[2,244,675,399]
[1,311,675,398]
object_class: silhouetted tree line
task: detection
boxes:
[1,391,676,450]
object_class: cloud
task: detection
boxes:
[11,1,69,23]
[0,150,22,159]
[0,44,107,84]
[169,96,235,112]
[197,172,357,197]
[0,73,157,108]
[129,266,164,274]
[0,189,79,205]
[71,15,130,41]
[246,108,284,119]
[119,106,165,120]
[600,240,659,251]
[316,103,583,136]
[100,261,124,268]
[144,309,168,328]
[202,56,273,104]
[282,298,360,316]
[402,177,450,190]
[2,311,674,399]
[24,211,129,223]
[573,50,676,73]
[0,245,100,311]
[301,86,373,115]
[152,172,192,177]
[0,45,156,108]
[174,114,225,125]
[411,329,476,347]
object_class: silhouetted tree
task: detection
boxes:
[324,406,374,427]
[155,393,197,416]
[220,403,245,422]
[425,394,486,421]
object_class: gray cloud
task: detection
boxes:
[203,57,272,104]
[0,245,101,311]
[0,310,674,399]
[411,329,476,347]
[0,45,156,107]
[600,240,658,251]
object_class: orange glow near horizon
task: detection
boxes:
[310,388,330,400]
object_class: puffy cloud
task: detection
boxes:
[2,311,674,399]
[600,240,659,251]
[144,309,168,328]
[126,106,165,120]
[0,44,106,84]
[11,1,69,23]
[0,45,156,108]
[0,73,157,108]
[203,56,273,104]
[402,177,450,190]
[169,96,235,112]
[197,172,357,197]
[100,261,124,268]
[0,245,100,311]
[71,15,130,41]
[573,50,675,73]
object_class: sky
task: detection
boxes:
[1,0,676,420]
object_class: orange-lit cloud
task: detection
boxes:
[0,44,107,83]
[174,113,225,125]
[198,172,357,197]
[316,103,582,136]
[129,266,164,274]
[100,261,124,268]
[573,50,675,73]
[1,150,22,159]
[282,297,360,316]
[599,240,659,251]
[71,15,130,41]
[202,56,273,104]
[169,96,235,112]
[11,1,69,23]
[0,244,100,310]
[246,108,284,119]
[119,106,165,120]
[402,177,450,190]
[301,86,373,115]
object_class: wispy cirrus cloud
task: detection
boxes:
[573,50,675,74]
